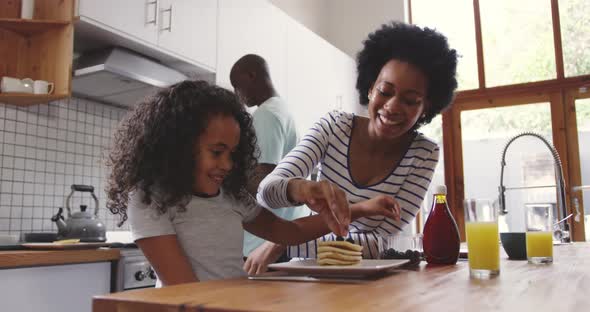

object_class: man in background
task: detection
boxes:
[230,54,309,273]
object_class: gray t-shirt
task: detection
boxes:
[128,188,262,282]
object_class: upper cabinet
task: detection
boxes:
[158,0,217,71]
[77,0,217,72]
[0,0,75,106]
[77,0,159,45]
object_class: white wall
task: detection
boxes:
[269,0,330,39]
[270,0,406,58]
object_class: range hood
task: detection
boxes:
[72,47,187,107]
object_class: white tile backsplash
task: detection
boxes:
[0,98,130,236]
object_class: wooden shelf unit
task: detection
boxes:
[0,0,75,106]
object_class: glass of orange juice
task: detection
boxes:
[464,199,499,279]
[525,204,553,264]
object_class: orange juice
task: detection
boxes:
[526,231,553,258]
[466,221,500,271]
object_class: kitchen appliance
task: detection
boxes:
[72,47,187,107]
[51,184,106,242]
[114,248,157,291]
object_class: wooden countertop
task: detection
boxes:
[93,243,590,312]
[0,248,120,269]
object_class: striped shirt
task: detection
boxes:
[257,110,440,259]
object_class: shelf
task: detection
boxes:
[0,93,68,106]
[0,18,69,36]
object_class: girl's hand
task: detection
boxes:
[243,242,286,275]
[353,195,401,221]
[288,179,350,237]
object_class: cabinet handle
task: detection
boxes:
[161,5,172,32]
[146,0,158,25]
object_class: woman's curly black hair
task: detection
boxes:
[356,22,458,128]
[106,80,258,226]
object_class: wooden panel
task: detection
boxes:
[442,108,465,241]
[33,0,75,21]
[0,93,68,105]
[565,90,588,241]
[550,92,574,238]
[551,0,565,79]
[0,0,20,19]
[0,28,28,78]
[473,0,485,89]
[0,18,69,36]
[0,249,120,268]
[93,244,590,312]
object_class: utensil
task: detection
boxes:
[248,276,369,284]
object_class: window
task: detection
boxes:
[411,0,479,90]
[559,0,590,77]
[418,115,444,231]
[480,0,556,87]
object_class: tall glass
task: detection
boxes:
[525,204,553,264]
[464,199,500,279]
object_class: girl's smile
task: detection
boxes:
[193,114,241,195]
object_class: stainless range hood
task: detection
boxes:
[72,47,187,107]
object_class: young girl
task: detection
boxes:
[106,80,400,286]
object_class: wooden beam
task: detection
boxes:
[551,0,565,79]
[564,89,589,241]
[442,107,465,241]
[455,75,590,103]
[473,0,486,89]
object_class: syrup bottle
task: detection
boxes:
[423,185,460,265]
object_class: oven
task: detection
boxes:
[112,247,157,291]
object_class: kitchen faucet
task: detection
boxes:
[498,132,571,243]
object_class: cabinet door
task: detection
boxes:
[78,0,158,45]
[216,0,287,95]
[157,0,217,70]
[0,262,111,312]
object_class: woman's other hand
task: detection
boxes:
[353,195,401,221]
[243,242,286,276]
[287,179,350,237]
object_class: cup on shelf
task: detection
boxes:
[1,76,34,93]
[33,80,55,95]
[21,0,35,19]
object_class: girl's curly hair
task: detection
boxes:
[356,22,458,128]
[106,80,258,226]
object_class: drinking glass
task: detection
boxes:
[525,204,553,264]
[464,199,500,279]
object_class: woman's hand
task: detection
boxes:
[287,179,350,237]
[352,195,401,221]
[243,242,286,275]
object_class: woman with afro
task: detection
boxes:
[249,22,459,274]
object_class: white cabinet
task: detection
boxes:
[78,0,217,70]
[158,0,217,69]
[0,262,111,312]
[216,0,287,95]
[78,0,159,45]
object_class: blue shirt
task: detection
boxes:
[243,97,310,256]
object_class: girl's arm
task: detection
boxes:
[136,235,198,286]
[243,195,400,246]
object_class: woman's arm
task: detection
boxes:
[136,235,198,286]
[243,195,400,246]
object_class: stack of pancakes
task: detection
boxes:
[317,240,363,265]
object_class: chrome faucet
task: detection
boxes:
[498,132,570,243]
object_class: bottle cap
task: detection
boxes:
[434,185,447,195]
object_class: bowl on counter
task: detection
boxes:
[500,232,527,260]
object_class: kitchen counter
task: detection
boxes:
[93,243,590,312]
[0,248,120,269]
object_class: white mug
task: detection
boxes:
[1,76,34,93]
[21,0,35,19]
[33,80,54,95]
